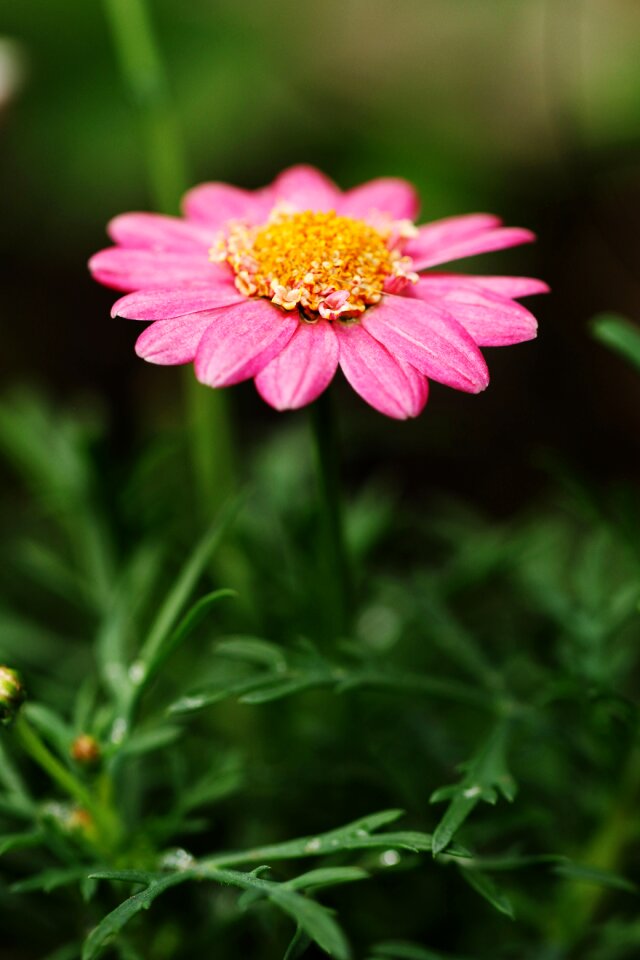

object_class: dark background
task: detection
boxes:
[1,0,640,510]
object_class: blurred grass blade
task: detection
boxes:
[592,313,640,373]
[138,499,240,677]
[554,862,638,894]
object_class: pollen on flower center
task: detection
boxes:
[210,209,417,320]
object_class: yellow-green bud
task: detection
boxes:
[0,666,26,726]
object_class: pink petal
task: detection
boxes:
[405,214,501,258]
[111,280,244,320]
[407,223,535,271]
[409,282,538,346]
[338,178,419,221]
[107,213,215,253]
[336,323,429,419]
[419,273,550,299]
[270,165,341,212]
[255,320,339,410]
[195,299,298,388]
[135,312,219,365]
[89,248,221,292]
[362,295,489,393]
[183,183,274,227]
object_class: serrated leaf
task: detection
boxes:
[83,872,192,960]
[459,868,514,919]
[203,867,350,959]
[431,723,516,855]
[88,867,350,960]
[203,811,468,869]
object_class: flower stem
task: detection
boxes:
[309,391,353,636]
[102,0,236,514]
[548,741,640,946]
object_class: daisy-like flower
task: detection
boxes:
[90,165,547,419]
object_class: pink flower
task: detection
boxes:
[90,165,547,419]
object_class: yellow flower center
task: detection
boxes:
[211,209,417,320]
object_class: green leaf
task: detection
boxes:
[554,862,638,894]
[87,867,350,960]
[206,866,350,959]
[83,872,193,960]
[146,587,238,681]
[284,928,313,960]
[0,830,43,857]
[96,541,164,699]
[459,868,515,919]
[430,723,516,855]
[23,703,73,759]
[0,737,31,802]
[202,810,467,869]
[216,636,288,672]
[284,867,369,891]
[115,724,183,758]
[12,866,96,894]
[168,675,276,714]
[240,677,323,704]
[138,504,239,677]
[178,752,243,814]
[592,313,640,373]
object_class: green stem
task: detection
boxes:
[309,391,352,636]
[14,717,121,853]
[548,742,640,946]
[102,0,236,515]
[102,0,187,214]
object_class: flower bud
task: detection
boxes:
[0,666,25,726]
[70,734,101,766]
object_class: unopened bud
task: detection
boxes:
[0,666,26,726]
[70,734,101,766]
[68,807,95,838]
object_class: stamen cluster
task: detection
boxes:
[211,209,417,320]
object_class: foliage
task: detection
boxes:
[1,384,640,959]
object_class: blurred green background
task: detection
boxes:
[2,0,640,508]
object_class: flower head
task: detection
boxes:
[90,166,547,419]
[0,665,25,726]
